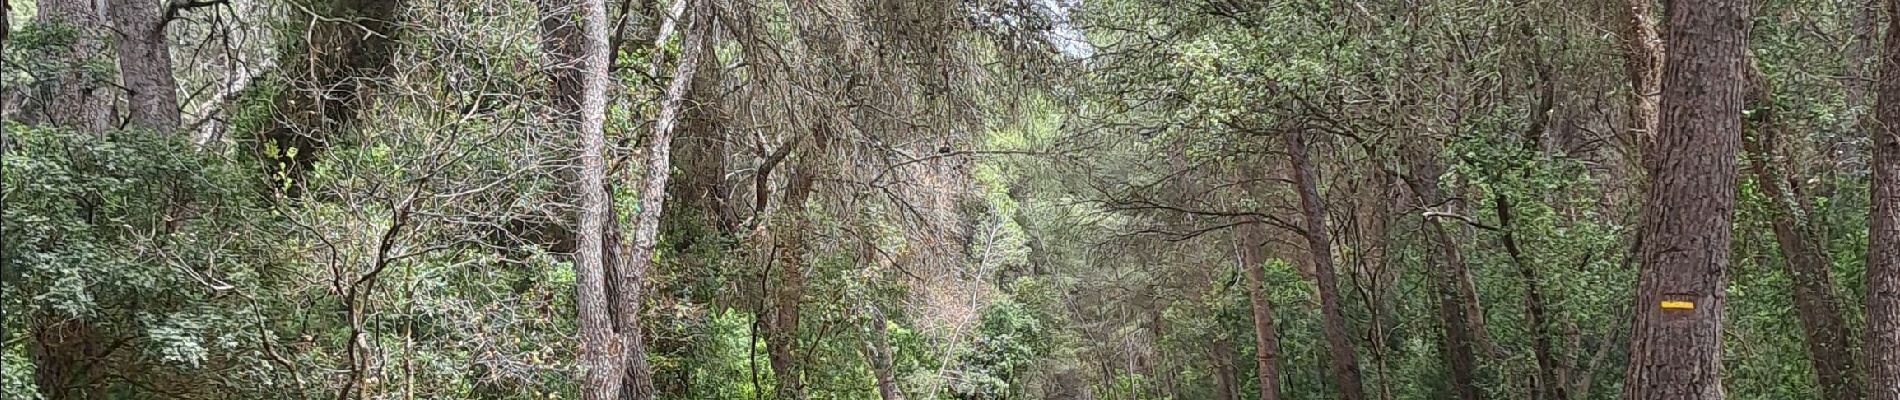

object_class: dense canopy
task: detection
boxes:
[2,0,1899,399]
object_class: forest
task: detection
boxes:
[1,0,1898,399]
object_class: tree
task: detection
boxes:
[1236,222,1284,400]
[536,0,623,398]
[1620,0,1750,399]
[1742,60,1863,400]
[1284,128,1368,400]
[107,0,180,132]
[1867,1,1900,398]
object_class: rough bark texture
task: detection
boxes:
[538,0,624,398]
[258,0,406,197]
[1238,223,1284,400]
[1742,62,1864,400]
[1616,0,1663,165]
[1619,0,1749,399]
[1284,128,1367,400]
[108,0,181,132]
[1869,1,1900,398]
[30,0,114,132]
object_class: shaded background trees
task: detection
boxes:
[3,0,1898,399]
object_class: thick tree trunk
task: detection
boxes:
[1741,62,1864,400]
[30,0,114,132]
[1619,0,1749,399]
[107,0,180,132]
[1283,128,1368,400]
[538,0,624,398]
[27,2,114,398]
[1867,1,1900,398]
[29,317,107,400]
[258,0,406,197]
[1237,223,1284,400]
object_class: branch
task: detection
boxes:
[163,0,228,28]
[1422,211,1499,231]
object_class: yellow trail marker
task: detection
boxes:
[1659,300,1695,310]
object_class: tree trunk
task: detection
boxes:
[1212,337,1242,400]
[1283,128,1368,400]
[27,2,114,398]
[1867,1,1900,398]
[258,0,406,197]
[766,128,827,400]
[1399,144,1489,400]
[538,0,624,398]
[1619,0,1749,398]
[1237,223,1284,400]
[864,304,905,400]
[29,0,114,132]
[107,0,180,132]
[610,1,709,397]
[1497,194,1563,400]
[1741,61,1864,400]
[1615,0,1663,167]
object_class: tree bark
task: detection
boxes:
[1212,337,1242,400]
[1237,222,1284,400]
[863,304,905,400]
[1741,61,1864,400]
[1283,128,1368,400]
[1619,0,1749,399]
[29,0,114,132]
[107,0,180,132]
[765,126,828,400]
[538,0,624,398]
[1421,226,1484,400]
[1867,1,1900,398]
[611,1,709,397]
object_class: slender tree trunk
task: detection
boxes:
[107,0,180,132]
[1213,337,1242,400]
[538,0,623,398]
[1741,62,1864,400]
[1399,145,1488,400]
[1867,1,1900,398]
[611,1,709,397]
[1237,223,1284,400]
[1283,128,1368,400]
[863,304,904,400]
[1615,0,1663,167]
[766,128,827,400]
[1619,0,1749,399]
[1497,194,1563,400]
[1422,228,1484,400]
